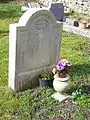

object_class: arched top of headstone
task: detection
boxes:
[9,7,62,91]
[18,8,57,26]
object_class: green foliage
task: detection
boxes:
[0,87,19,119]
[0,3,23,33]
[39,71,54,80]
[11,88,58,120]
[0,2,90,120]
[0,3,23,19]
[76,95,90,108]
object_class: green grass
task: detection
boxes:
[0,2,90,120]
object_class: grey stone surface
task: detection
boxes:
[65,18,79,27]
[9,8,62,91]
[66,18,74,25]
[51,92,71,102]
[63,22,90,39]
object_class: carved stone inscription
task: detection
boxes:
[35,16,48,33]
[17,15,52,73]
[9,9,62,91]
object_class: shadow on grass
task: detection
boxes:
[0,30,9,34]
[63,63,90,94]
[0,0,13,3]
[71,63,90,78]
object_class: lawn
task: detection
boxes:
[0,2,90,120]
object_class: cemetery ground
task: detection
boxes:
[0,3,90,120]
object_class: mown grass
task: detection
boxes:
[0,2,90,120]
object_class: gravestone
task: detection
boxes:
[50,3,64,21]
[66,18,79,27]
[9,8,62,91]
[66,18,74,25]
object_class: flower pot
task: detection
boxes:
[53,75,69,93]
[74,21,79,27]
[79,21,87,28]
[39,79,53,87]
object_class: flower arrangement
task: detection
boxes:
[39,70,54,80]
[52,59,72,78]
[39,70,54,87]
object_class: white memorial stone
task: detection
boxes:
[9,8,62,91]
[51,92,71,102]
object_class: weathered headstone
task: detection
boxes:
[63,15,69,22]
[9,8,62,91]
[50,3,64,21]
[66,18,74,25]
[66,18,79,27]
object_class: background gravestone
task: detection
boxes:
[9,8,62,91]
[50,3,64,22]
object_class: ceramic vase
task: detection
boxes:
[53,74,70,93]
[79,21,87,28]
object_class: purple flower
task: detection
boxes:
[66,62,71,66]
[56,64,65,71]
[56,59,71,71]
[60,61,67,67]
